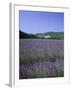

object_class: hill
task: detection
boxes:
[35,32,64,39]
[19,30,64,40]
[19,31,38,39]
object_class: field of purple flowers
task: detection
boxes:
[19,39,64,79]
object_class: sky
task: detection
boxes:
[19,10,64,34]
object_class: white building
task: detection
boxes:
[44,35,51,38]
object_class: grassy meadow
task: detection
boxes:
[19,39,64,79]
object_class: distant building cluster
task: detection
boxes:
[44,35,51,38]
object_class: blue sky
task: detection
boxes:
[19,10,64,34]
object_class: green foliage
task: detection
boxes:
[20,30,64,40]
[48,54,64,62]
[57,66,64,77]
[20,54,64,65]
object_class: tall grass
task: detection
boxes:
[20,54,64,65]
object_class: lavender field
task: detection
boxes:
[19,39,64,79]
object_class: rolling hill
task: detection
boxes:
[19,30,38,39]
[19,30,64,39]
